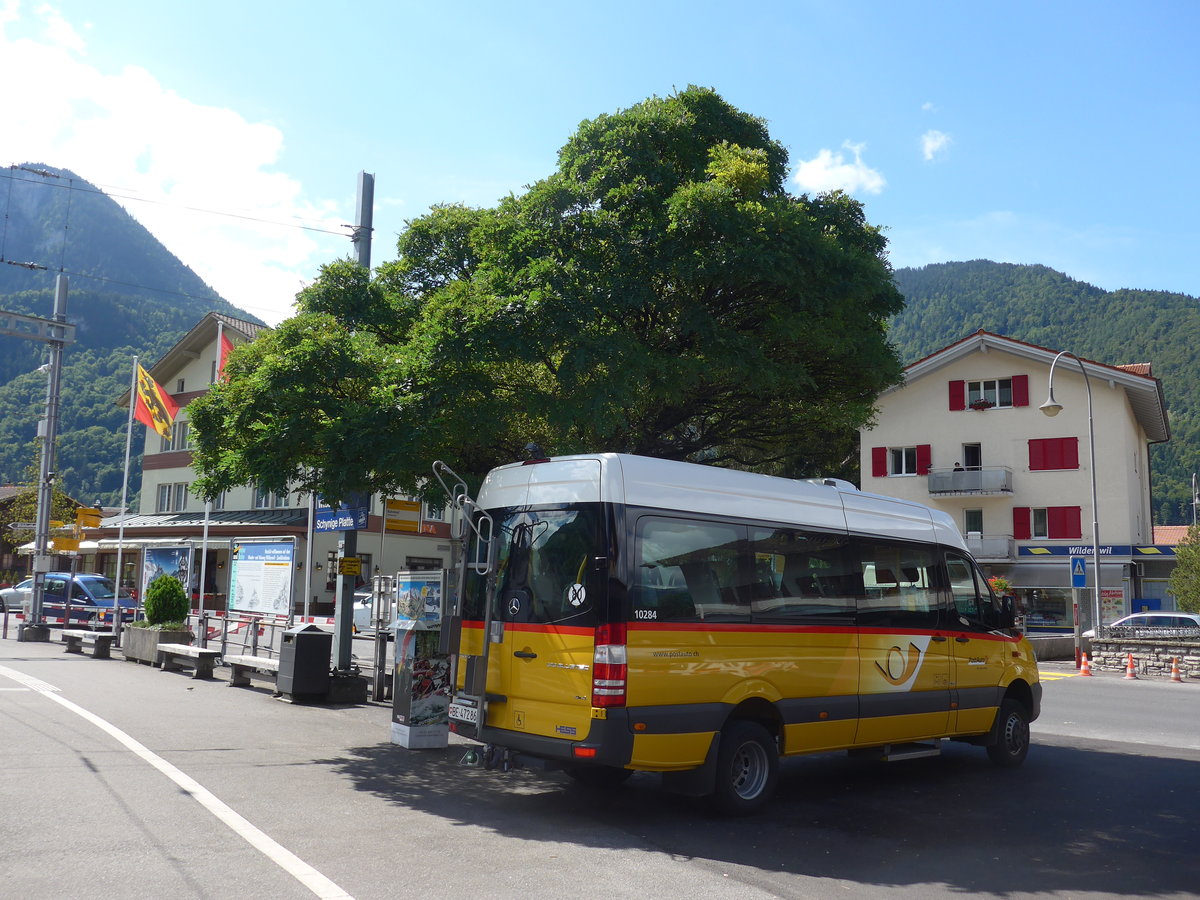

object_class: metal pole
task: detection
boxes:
[23,276,68,641]
[303,489,314,622]
[1044,351,1102,652]
[332,172,374,675]
[113,358,138,644]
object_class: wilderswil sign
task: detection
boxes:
[1018,545,1176,557]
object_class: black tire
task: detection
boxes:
[709,720,778,816]
[565,765,634,788]
[987,699,1030,768]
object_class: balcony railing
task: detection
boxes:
[927,466,1013,495]
[965,532,1014,561]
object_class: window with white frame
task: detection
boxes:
[159,419,189,452]
[254,484,291,508]
[967,378,1013,409]
[424,499,445,521]
[890,447,919,476]
[1031,508,1049,539]
[964,509,983,534]
[156,482,189,513]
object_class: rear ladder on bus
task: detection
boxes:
[433,461,498,742]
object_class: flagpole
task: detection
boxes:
[113,357,138,645]
[196,320,223,646]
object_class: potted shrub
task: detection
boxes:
[123,574,193,665]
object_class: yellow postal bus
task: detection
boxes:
[439,454,1040,814]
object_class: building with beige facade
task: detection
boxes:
[859,330,1172,634]
[88,312,453,617]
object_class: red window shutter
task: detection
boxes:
[1064,506,1082,539]
[1064,437,1079,469]
[916,445,932,476]
[949,380,966,411]
[1013,507,1031,540]
[1028,440,1045,471]
[1047,506,1066,538]
[1030,438,1079,470]
[1012,374,1029,407]
[872,446,888,478]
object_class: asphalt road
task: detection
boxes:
[1,639,1197,899]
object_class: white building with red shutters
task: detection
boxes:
[859,330,1173,634]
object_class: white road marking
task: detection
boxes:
[0,664,353,899]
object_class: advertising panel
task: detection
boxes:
[395,570,444,629]
[141,545,193,600]
[228,540,295,616]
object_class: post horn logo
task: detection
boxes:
[876,642,923,685]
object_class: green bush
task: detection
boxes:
[143,574,189,626]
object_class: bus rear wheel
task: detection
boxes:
[986,699,1030,768]
[709,720,778,816]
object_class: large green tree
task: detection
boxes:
[189,87,904,502]
[1168,524,1200,613]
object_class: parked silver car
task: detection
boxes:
[1084,611,1200,638]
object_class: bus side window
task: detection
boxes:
[748,528,854,624]
[635,517,746,622]
[945,553,998,630]
[856,541,943,630]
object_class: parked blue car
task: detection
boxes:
[39,573,137,626]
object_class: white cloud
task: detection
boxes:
[921,130,952,161]
[792,141,886,196]
[0,3,344,325]
[921,101,936,112]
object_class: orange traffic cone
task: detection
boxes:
[1124,652,1138,679]
[1170,657,1184,683]
[1079,653,1093,676]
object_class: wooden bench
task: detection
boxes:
[223,653,281,688]
[157,642,221,679]
[61,628,115,659]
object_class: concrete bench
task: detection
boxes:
[61,629,115,659]
[223,653,281,688]
[157,642,221,679]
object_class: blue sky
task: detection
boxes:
[3,0,1197,325]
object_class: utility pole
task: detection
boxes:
[331,172,374,675]
[20,275,69,641]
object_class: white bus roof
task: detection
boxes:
[479,454,967,550]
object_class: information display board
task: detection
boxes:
[228,540,295,616]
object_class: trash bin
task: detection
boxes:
[277,623,332,697]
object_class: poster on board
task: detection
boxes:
[394,570,444,630]
[141,545,193,600]
[229,540,295,616]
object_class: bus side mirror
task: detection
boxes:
[998,595,1017,629]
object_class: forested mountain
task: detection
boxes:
[0,164,261,505]
[889,260,1200,524]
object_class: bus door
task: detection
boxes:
[854,542,952,745]
[489,506,605,742]
[945,552,1011,734]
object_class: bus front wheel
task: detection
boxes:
[709,720,778,816]
[986,699,1030,768]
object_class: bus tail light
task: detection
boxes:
[592,622,627,707]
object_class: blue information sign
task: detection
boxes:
[1070,556,1087,588]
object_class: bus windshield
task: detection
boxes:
[462,504,604,627]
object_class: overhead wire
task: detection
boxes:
[0,166,360,318]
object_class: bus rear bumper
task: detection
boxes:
[470,708,636,771]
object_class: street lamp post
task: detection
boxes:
[1039,350,1102,668]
